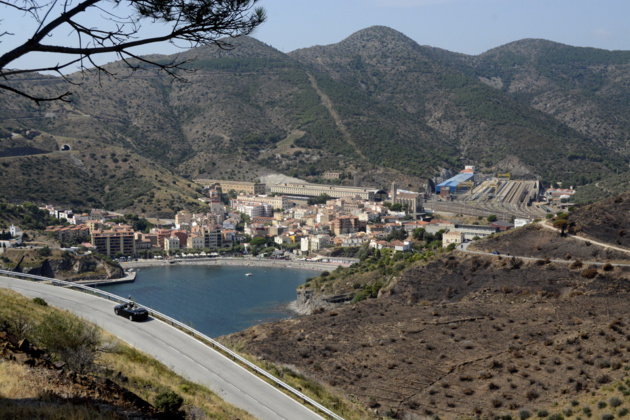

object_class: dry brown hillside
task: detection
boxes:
[222,196,630,419]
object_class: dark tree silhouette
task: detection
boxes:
[0,0,265,103]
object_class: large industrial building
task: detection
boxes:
[436,172,475,194]
[268,183,387,201]
[195,179,266,196]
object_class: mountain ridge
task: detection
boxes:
[1,26,629,212]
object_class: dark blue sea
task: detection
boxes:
[98,264,316,337]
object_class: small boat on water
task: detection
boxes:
[245,273,253,277]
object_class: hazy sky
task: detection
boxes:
[1,0,629,72]
[253,0,630,55]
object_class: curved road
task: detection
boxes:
[0,276,325,420]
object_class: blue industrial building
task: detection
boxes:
[436,173,475,194]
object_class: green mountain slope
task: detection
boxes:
[2,26,630,210]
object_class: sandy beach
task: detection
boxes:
[121,257,339,272]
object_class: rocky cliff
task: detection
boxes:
[8,254,124,281]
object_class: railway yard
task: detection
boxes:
[427,178,549,219]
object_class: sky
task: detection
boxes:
[252,0,630,55]
[1,0,630,72]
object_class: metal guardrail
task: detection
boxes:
[0,269,344,420]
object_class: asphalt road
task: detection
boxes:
[0,275,325,420]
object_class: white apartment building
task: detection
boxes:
[300,235,331,253]
[187,234,205,249]
[231,199,273,218]
[164,236,180,251]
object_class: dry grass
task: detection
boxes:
[219,333,371,420]
[0,362,117,420]
[0,288,255,419]
[100,343,255,420]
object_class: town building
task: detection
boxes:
[203,226,222,250]
[187,234,205,250]
[489,221,514,231]
[369,239,411,252]
[231,199,273,218]
[332,216,361,236]
[164,236,180,251]
[175,210,192,226]
[45,225,90,243]
[237,194,289,210]
[300,235,331,253]
[91,225,136,257]
[390,182,423,214]
[442,231,464,247]
[453,224,499,241]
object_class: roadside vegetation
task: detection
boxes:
[299,227,453,302]
[0,287,254,419]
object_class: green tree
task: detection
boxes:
[385,228,407,241]
[413,227,426,240]
[553,219,569,235]
[307,194,332,205]
[487,214,497,223]
[250,236,267,246]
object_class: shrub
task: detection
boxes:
[37,246,52,257]
[597,375,611,384]
[610,397,622,408]
[602,263,614,272]
[601,415,614,420]
[34,312,103,373]
[154,390,183,414]
[32,297,47,306]
[597,401,607,409]
[619,407,629,417]
[519,410,532,419]
[538,410,549,418]
[527,389,540,401]
[581,268,598,279]
[548,414,564,420]
[570,259,583,269]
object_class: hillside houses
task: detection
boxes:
[35,184,511,259]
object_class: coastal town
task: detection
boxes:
[15,166,573,265]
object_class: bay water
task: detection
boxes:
[98,264,316,337]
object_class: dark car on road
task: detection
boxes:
[114,303,149,321]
